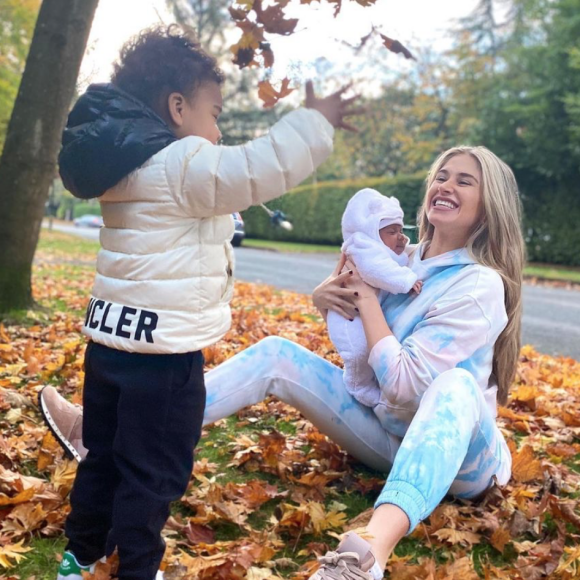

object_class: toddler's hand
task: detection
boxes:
[411,280,423,295]
[305,80,366,132]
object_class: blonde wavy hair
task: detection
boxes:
[417,146,525,405]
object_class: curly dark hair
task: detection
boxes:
[111,25,224,115]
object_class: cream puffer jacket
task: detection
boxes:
[83,108,334,353]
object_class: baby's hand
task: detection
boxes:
[411,280,423,295]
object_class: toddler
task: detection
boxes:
[47,25,360,580]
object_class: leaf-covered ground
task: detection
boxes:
[0,230,579,579]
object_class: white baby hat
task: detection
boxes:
[341,188,405,245]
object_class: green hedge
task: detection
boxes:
[53,174,580,266]
[242,174,426,245]
[523,187,580,266]
[73,202,101,219]
[57,200,102,220]
[243,174,579,266]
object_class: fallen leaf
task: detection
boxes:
[511,445,544,483]
[433,528,482,547]
[490,527,511,554]
[0,540,32,568]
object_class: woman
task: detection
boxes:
[41,146,524,579]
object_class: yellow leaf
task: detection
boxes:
[51,459,77,493]
[511,445,544,483]
[37,431,60,471]
[0,539,32,568]
[306,502,347,534]
[246,567,280,580]
[0,486,36,507]
[433,528,481,547]
[4,408,22,424]
[490,527,511,553]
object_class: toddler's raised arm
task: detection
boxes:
[165,82,363,217]
[164,107,334,217]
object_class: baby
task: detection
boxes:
[327,188,422,407]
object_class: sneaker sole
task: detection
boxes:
[38,386,82,463]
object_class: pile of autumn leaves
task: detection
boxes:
[0,261,579,579]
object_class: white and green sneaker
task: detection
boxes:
[57,551,97,580]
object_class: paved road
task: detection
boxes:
[49,224,580,359]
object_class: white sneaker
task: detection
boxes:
[56,550,166,580]
[308,533,381,579]
[56,551,97,580]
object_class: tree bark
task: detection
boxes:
[0,0,99,313]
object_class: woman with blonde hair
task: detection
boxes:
[41,146,525,579]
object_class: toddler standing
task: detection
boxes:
[49,25,361,580]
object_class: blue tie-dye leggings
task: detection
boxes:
[202,336,511,532]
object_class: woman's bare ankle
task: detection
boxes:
[365,503,410,569]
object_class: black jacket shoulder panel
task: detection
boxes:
[59,83,177,199]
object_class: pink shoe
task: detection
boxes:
[39,386,87,462]
[309,533,381,579]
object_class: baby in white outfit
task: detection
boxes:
[327,188,422,407]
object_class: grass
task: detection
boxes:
[524,264,580,284]
[243,238,341,254]
[38,229,580,284]
[12,537,67,580]
[1,231,98,326]
[37,228,100,257]
[6,228,580,578]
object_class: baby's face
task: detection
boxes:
[379,224,407,254]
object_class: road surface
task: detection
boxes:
[48,223,580,360]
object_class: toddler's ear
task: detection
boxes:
[167,93,186,128]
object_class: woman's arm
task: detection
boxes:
[347,264,508,407]
[358,295,394,347]
[312,254,358,322]
[343,259,394,348]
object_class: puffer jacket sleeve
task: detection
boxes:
[164,108,334,217]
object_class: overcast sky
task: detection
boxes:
[80,0,480,91]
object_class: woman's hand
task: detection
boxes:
[312,253,359,320]
[344,259,393,349]
[343,259,379,303]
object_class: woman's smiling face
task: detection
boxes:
[426,153,484,237]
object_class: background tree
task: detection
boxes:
[0,0,99,312]
[166,0,231,57]
[448,0,580,264]
[0,0,40,151]
[315,50,456,180]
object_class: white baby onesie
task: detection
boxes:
[327,188,418,406]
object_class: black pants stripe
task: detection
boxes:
[65,342,206,580]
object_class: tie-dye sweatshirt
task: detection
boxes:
[369,243,508,437]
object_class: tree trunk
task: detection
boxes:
[0,0,99,313]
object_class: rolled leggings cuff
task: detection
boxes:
[374,480,427,535]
